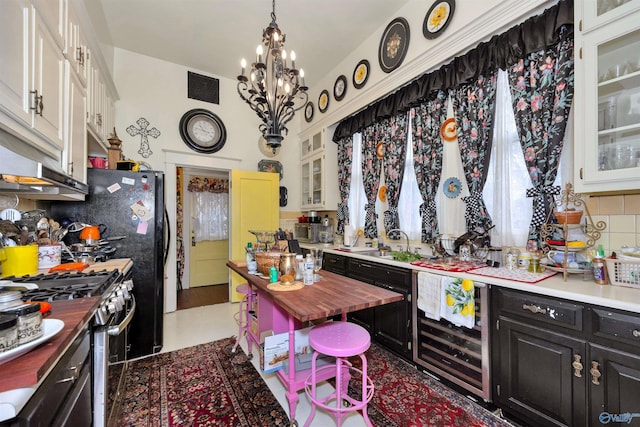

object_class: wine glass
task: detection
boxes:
[311,248,323,282]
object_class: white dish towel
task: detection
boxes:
[417,271,442,321]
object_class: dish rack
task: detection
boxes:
[605,257,640,288]
[439,237,490,261]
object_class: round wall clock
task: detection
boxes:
[333,75,347,101]
[318,90,330,113]
[179,108,226,153]
[423,0,455,39]
[258,135,280,157]
[353,59,370,89]
[305,102,314,123]
[378,17,410,74]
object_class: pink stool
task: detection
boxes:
[231,283,255,356]
[304,322,374,427]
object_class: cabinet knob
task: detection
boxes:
[590,361,601,385]
[633,329,640,338]
[572,354,583,378]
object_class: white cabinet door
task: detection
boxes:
[0,0,31,127]
[32,0,65,49]
[574,6,640,193]
[580,0,640,33]
[32,9,65,151]
[63,60,86,183]
[66,2,88,87]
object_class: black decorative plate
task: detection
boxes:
[423,0,455,39]
[378,17,410,73]
[353,59,370,89]
[304,102,314,123]
[318,90,330,113]
[333,75,347,101]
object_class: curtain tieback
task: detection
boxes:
[526,185,561,227]
[461,191,484,222]
[337,202,349,222]
[419,200,437,223]
[383,206,399,232]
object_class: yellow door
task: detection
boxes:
[190,239,229,287]
[230,170,279,302]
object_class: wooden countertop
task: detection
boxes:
[0,298,99,393]
[227,261,404,322]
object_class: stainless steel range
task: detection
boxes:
[7,268,135,427]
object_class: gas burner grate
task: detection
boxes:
[8,269,122,300]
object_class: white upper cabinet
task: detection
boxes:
[574,0,640,193]
[31,0,65,49]
[300,127,339,210]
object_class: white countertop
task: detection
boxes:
[305,244,640,314]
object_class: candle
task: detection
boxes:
[290,51,296,69]
[300,68,305,86]
[256,45,263,64]
[240,58,246,76]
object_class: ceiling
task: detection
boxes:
[84,0,411,88]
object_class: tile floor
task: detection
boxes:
[162,302,369,426]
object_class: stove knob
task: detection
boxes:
[117,288,131,301]
[123,280,134,291]
[109,297,123,312]
[106,302,116,314]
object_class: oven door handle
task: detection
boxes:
[107,295,136,336]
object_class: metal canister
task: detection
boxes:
[0,291,23,311]
[1,302,43,345]
[0,314,18,353]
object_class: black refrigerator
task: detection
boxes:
[51,168,166,359]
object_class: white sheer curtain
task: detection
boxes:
[347,132,367,232]
[192,192,229,242]
[483,69,532,248]
[398,119,422,241]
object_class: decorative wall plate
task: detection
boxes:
[376,141,384,158]
[304,102,314,123]
[258,160,283,180]
[333,75,347,101]
[259,135,280,157]
[378,17,410,73]
[353,59,370,89]
[379,185,387,202]
[423,0,455,39]
[318,90,330,113]
[443,176,462,198]
[440,117,457,142]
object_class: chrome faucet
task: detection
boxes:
[388,229,410,252]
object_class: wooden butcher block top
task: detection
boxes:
[228,261,404,322]
[0,298,99,393]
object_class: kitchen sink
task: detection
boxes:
[355,249,395,259]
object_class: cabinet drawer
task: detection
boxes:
[591,308,640,348]
[323,253,346,275]
[495,288,584,332]
[347,258,411,291]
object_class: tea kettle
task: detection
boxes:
[79,224,107,244]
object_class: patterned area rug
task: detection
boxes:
[114,337,289,426]
[115,336,511,426]
[349,344,512,427]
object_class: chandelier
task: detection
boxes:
[237,0,308,152]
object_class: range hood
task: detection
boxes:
[0,129,88,200]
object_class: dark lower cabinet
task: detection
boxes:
[493,288,640,427]
[322,253,412,361]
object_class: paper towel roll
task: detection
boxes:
[344,224,354,246]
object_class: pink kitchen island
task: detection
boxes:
[227,260,403,424]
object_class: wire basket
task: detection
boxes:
[605,257,640,288]
[440,237,489,260]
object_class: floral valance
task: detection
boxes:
[187,177,229,193]
[333,0,573,142]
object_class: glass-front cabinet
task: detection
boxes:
[574,0,640,193]
[300,127,339,210]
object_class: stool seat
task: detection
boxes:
[309,321,370,357]
[236,282,251,294]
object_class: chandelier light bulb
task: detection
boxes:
[240,58,246,76]
[290,51,296,69]
[256,45,263,63]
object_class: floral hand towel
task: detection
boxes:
[440,276,475,329]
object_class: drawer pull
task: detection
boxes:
[590,361,601,385]
[56,366,79,384]
[633,329,640,338]
[522,304,546,315]
[572,355,583,378]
